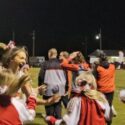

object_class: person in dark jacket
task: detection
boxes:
[38,48,67,120]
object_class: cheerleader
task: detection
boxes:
[0,69,38,125]
[46,71,110,125]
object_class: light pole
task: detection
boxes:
[32,30,35,56]
[95,28,102,50]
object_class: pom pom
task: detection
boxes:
[119,89,125,103]
[52,85,59,94]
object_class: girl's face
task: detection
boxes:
[11,51,27,68]
[77,79,93,91]
[59,52,64,60]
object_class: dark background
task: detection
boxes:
[0,0,125,58]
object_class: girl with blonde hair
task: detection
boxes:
[46,71,110,125]
[0,69,38,124]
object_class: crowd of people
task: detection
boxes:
[0,42,125,125]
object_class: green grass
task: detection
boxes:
[26,68,125,125]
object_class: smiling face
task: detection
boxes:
[11,51,27,68]
[2,47,28,73]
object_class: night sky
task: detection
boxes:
[0,0,125,58]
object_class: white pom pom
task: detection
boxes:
[119,89,125,102]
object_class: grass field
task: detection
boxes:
[26,68,125,125]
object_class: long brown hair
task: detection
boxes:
[2,46,28,68]
[72,51,85,64]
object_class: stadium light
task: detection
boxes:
[95,28,102,50]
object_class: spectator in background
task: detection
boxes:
[92,50,116,125]
[38,48,67,119]
[60,51,90,91]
